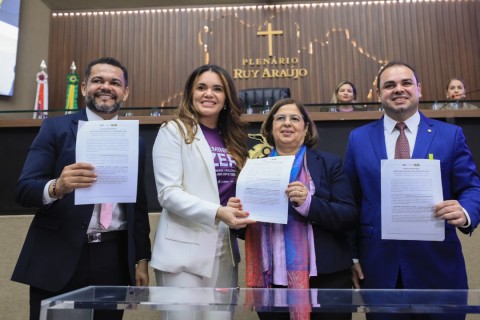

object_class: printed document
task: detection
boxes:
[236,156,294,224]
[75,120,139,204]
[381,159,444,241]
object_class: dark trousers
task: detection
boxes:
[258,268,353,320]
[365,270,466,320]
[30,232,129,320]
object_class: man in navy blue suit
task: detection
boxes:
[12,57,151,320]
[344,61,480,320]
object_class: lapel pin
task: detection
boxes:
[428,129,432,133]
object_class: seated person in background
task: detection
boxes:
[439,77,478,110]
[330,81,358,112]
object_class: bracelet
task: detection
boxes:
[136,259,149,264]
[52,179,64,199]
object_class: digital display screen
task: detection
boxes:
[0,0,21,96]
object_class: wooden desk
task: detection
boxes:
[1,109,480,127]
[1,109,479,214]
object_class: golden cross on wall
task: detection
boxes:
[257,23,284,57]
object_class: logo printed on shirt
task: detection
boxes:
[210,146,236,184]
[210,146,236,168]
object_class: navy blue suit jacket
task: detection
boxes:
[12,109,151,292]
[344,113,480,289]
[304,149,357,273]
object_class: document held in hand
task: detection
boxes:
[75,120,139,205]
[236,156,294,224]
[381,159,444,241]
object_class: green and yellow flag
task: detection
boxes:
[65,62,79,114]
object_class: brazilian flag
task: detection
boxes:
[65,71,79,114]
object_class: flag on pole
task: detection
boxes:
[65,61,79,114]
[33,60,48,119]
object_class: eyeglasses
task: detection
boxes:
[273,114,304,124]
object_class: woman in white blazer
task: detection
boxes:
[151,64,255,319]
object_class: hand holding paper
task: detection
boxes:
[236,156,295,224]
[54,162,96,197]
[75,120,139,205]
[381,159,444,241]
[215,198,255,229]
[434,200,468,227]
[285,181,309,207]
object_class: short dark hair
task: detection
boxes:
[261,98,318,148]
[376,61,419,91]
[84,57,128,86]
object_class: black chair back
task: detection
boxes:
[239,87,291,107]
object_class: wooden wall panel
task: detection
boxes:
[48,1,480,112]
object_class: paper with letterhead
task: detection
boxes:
[381,159,444,241]
[75,120,139,204]
[236,156,294,224]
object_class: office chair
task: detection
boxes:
[239,87,291,108]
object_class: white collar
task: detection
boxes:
[86,107,119,121]
[383,111,420,134]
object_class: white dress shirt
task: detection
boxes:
[383,111,420,160]
[42,108,126,232]
[383,111,471,227]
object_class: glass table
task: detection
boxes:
[40,286,480,319]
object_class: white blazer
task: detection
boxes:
[150,120,239,278]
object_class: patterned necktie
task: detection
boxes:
[394,122,410,159]
[100,203,113,229]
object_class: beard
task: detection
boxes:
[381,95,419,118]
[85,93,122,115]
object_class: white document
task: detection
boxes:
[75,120,139,205]
[381,159,444,241]
[236,156,295,224]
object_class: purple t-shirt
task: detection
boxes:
[200,124,237,206]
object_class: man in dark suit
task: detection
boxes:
[344,61,480,320]
[12,57,151,320]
